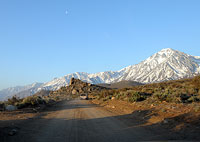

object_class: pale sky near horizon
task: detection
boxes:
[0,0,200,90]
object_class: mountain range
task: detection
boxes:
[0,48,200,101]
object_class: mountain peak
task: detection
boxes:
[144,48,177,65]
[144,48,186,65]
[157,48,178,56]
[118,48,200,83]
[160,48,175,52]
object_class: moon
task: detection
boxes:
[65,10,68,15]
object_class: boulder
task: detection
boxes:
[6,105,17,111]
[69,78,75,86]
[88,88,92,92]
[51,78,109,97]
[111,97,115,100]
[72,89,78,95]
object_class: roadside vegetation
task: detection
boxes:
[0,90,73,111]
[91,75,200,104]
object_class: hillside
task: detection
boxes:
[91,75,200,104]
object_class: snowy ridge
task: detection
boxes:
[0,48,200,100]
[0,83,43,101]
[116,48,200,83]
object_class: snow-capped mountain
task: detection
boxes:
[0,48,200,100]
[116,48,200,83]
[0,83,43,101]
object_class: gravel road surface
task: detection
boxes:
[2,99,171,142]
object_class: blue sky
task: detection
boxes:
[0,0,200,90]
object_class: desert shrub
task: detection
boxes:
[106,95,112,100]
[96,95,102,100]
[143,88,154,94]
[102,95,112,101]
[114,93,121,100]
[166,94,180,103]
[97,90,114,100]
[0,102,5,111]
[192,76,200,89]
[153,91,200,103]
[179,94,191,103]
[45,98,55,104]
[119,88,130,92]
[7,96,21,105]
[128,92,148,102]
[54,96,60,101]
[16,102,27,109]
[160,108,167,112]
[153,92,166,102]
[194,106,200,112]
[90,92,98,97]
[187,95,200,103]
[153,91,181,103]
[21,96,46,107]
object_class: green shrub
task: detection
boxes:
[0,102,5,111]
[16,102,27,109]
[153,92,180,103]
[187,95,200,103]
[7,96,21,105]
[114,93,121,100]
[179,94,191,103]
[192,76,200,89]
[153,92,168,102]
[194,106,200,112]
[22,96,46,107]
[128,92,147,102]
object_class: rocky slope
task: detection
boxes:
[49,78,108,97]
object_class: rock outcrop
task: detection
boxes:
[50,78,108,96]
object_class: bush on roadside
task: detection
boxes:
[192,76,200,89]
[186,95,200,103]
[7,96,21,105]
[0,102,5,111]
[128,92,149,102]
[20,96,46,107]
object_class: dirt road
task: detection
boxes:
[2,99,177,142]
